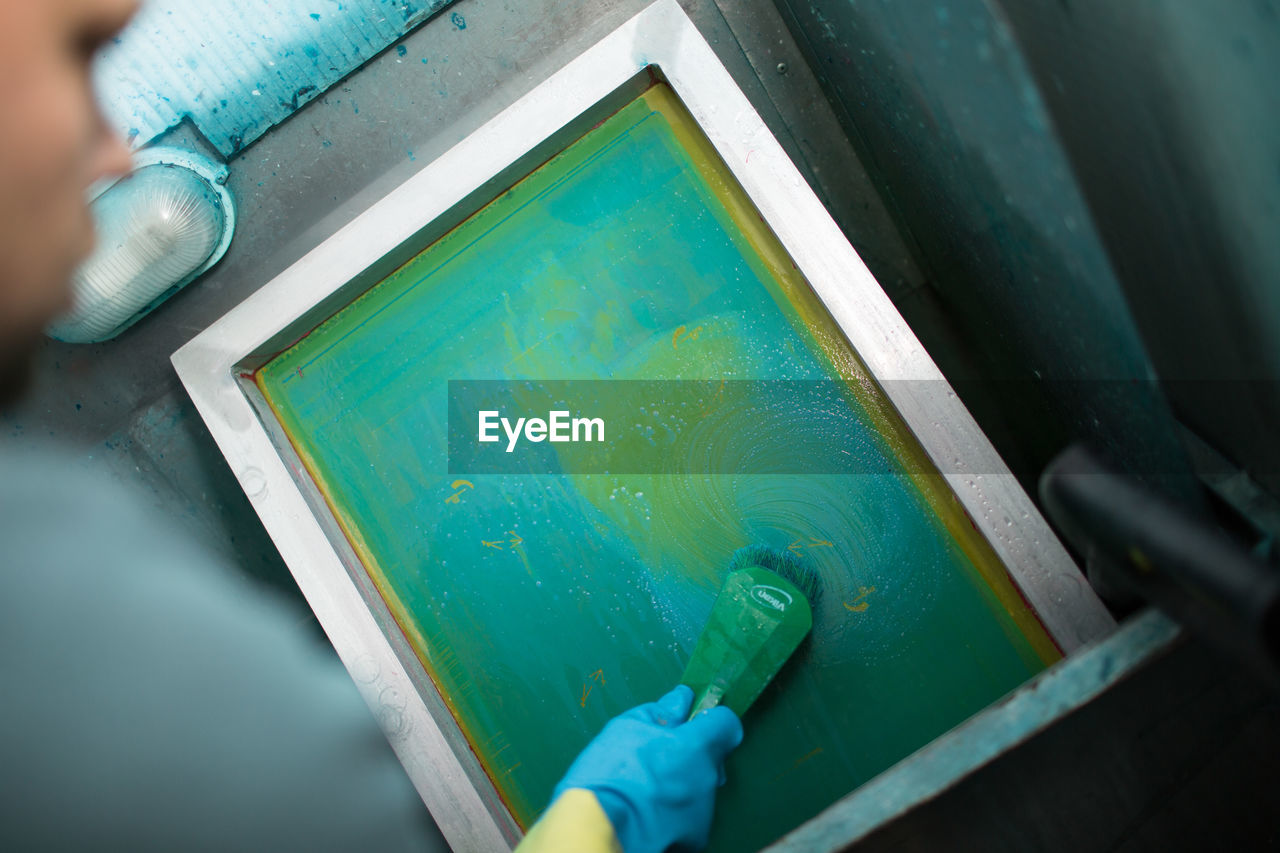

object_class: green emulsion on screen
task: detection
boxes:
[257,84,1059,850]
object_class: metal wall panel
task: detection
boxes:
[994,1,1280,499]
[771,0,1206,511]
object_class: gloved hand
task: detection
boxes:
[551,684,744,853]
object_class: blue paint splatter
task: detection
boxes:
[281,84,317,111]
[97,0,461,156]
[451,11,466,29]
[421,57,429,64]
[408,150,417,161]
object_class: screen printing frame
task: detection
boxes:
[172,2,1117,848]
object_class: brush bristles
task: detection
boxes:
[728,544,822,605]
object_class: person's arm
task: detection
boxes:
[516,685,743,853]
[514,788,623,853]
[0,452,443,851]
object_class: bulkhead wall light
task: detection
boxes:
[47,147,235,343]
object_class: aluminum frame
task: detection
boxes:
[172,2,1115,848]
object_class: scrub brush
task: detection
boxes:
[680,545,821,718]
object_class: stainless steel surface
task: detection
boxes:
[173,2,1112,846]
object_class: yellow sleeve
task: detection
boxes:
[514,788,623,853]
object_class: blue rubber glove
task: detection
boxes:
[551,684,744,853]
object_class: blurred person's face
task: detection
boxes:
[0,0,136,400]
